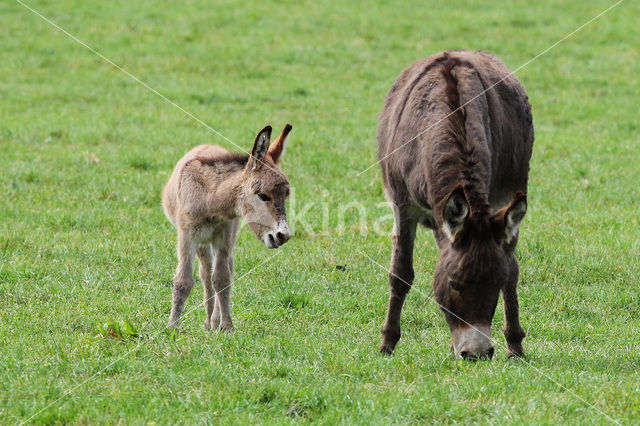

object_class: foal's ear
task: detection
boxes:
[443,186,470,243]
[496,192,527,244]
[267,123,292,166]
[249,125,272,170]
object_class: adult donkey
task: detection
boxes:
[377,50,533,359]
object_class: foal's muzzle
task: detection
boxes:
[263,221,290,248]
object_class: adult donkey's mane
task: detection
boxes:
[434,55,491,219]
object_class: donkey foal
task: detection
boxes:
[162,124,292,330]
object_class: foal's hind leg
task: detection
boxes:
[380,204,418,354]
[168,231,196,327]
[196,244,215,330]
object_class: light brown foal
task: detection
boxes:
[162,124,292,331]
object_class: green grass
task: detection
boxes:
[2,0,640,423]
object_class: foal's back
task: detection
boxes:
[162,145,231,227]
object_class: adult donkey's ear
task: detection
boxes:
[496,192,527,244]
[267,123,292,166]
[249,125,272,170]
[443,186,470,243]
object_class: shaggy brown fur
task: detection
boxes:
[377,50,533,359]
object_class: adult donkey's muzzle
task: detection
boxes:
[452,324,494,360]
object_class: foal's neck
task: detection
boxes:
[201,163,246,220]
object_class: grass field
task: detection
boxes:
[1,0,639,423]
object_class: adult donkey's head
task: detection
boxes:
[241,124,292,249]
[434,186,527,359]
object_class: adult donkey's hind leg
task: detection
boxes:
[380,204,418,354]
[169,231,196,327]
[196,244,215,330]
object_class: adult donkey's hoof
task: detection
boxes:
[507,344,525,359]
[380,325,400,355]
[379,342,396,355]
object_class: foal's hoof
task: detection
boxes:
[207,316,220,331]
[214,322,234,333]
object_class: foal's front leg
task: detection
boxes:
[211,245,234,331]
[168,231,196,327]
[196,244,215,330]
[380,205,417,354]
[211,220,239,331]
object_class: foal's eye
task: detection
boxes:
[257,193,271,202]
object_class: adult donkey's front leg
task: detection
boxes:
[169,231,196,327]
[503,257,526,358]
[380,205,417,354]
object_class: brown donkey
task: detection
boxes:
[377,50,533,359]
[163,124,292,330]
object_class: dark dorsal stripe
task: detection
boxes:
[440,57,474,125]
[437,57,493,216]
[197,153,250,168]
